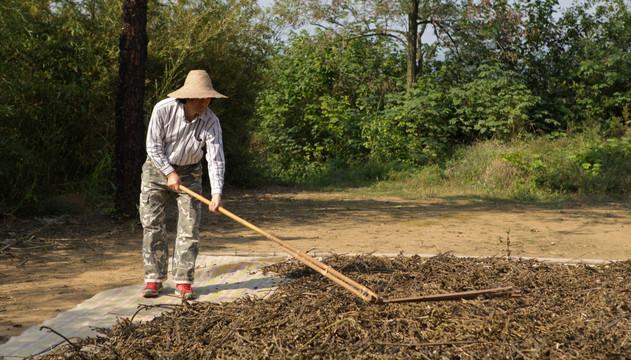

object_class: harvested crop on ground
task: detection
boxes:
[37,254,631,359]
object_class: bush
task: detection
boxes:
[364,63,538,167]
[442,132,631,201]
[254,30,403,182]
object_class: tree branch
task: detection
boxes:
[342,31,408,48]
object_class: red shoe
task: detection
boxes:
[142,282,163,298]
[175,283,196,300]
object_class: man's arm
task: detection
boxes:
[146,102,177,177]
[205,113,225,213]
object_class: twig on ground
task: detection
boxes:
[39,326,87,360]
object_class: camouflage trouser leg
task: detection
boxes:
[172,167,202,284]
[139,158,202,284]
[139,159,169,283]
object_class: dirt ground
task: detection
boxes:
[1,187,631,345]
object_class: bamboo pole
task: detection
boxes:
[382,286,519,303]
[179,185,382,304]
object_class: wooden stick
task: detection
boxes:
[382,286,519,303]
[179,185,382,304]
[217,206,379,302]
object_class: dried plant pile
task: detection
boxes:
[39,254,631,359]
[1,217,83,260]
[1,221,59,262]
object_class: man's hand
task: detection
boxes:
[167,172,181,191]
[209,193,222,214]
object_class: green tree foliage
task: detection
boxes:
[516,0,570,132]
[254,0,630,190]
[435,0,568,133]
[366,63,538,165]
[3,0,631,213]
[559,0,631,128]
[0,0,273,215]
[437,0,527,66]
[0,0,120,214]
[271,0,448,90]
[255,30,404,180]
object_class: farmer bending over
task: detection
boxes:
[140,70,226,300]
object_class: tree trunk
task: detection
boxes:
[114,0,147,218]
[406,0,419,92]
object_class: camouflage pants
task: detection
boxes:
[139,158,202,284]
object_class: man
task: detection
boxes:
[139,70,226,300]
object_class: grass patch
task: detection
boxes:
[302,131,631,204]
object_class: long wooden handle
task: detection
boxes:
[179,185,381,304]
[382,286,519,303]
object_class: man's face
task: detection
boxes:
[188,98,211,116]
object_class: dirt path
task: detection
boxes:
[1,188,630,344]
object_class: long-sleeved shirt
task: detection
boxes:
[146,98,225,195]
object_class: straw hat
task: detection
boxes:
[167,70,228,99]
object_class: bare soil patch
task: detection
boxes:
[1,187,631,346]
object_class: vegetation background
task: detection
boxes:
[1,0,630,217]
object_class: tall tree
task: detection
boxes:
[115,0,147,217]
[272,0,449,91]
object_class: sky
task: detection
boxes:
[558,0,573,9]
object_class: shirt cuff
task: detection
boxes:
[161,164,176,177]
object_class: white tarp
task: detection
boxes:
[0,254,286,358]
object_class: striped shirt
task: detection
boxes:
[146,98,225,195]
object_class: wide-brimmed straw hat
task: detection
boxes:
[167,70,228,99]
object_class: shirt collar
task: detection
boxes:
[179,102,205,124]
